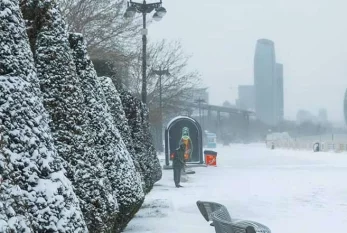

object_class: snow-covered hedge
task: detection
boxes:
[98,76,145,190]
[120,91,162,193]
[0,0,87,232]
[141,105,163,185]
[0,0,162,232]
[21,1,119,232]
[68,33,144,232]
[99,78,162,193]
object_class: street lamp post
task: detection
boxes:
[124,0,167,104]
[151,69,170,152]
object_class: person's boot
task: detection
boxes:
[177,184,183,188]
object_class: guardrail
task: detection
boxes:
[266,140,347,152]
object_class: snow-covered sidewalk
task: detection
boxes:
[124,144,347,233]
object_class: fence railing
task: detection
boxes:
[266,139,347,152]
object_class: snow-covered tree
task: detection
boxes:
[68,33,144,232]
[119,91,162,193]
[98,76,145,189]
[20,1,119,232]
[0,0,87,232]
[98,78,161,193]
[141,105,163,184]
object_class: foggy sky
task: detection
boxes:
[148,0,347,123]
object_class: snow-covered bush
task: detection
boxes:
[141,105,163,185]
[20,1,119,232]
[68,33,144,232]
[0,0,87,232]
[99,78,162,193]
[0,0,161,232]
[119,91,162,193]
[98,76,145,189]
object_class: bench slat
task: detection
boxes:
[197,201,271,233]
[196,201,228,222]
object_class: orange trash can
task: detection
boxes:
[204,150,217,166]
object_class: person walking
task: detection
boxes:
[173,142,185,188]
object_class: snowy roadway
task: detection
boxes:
[124,144,347,233]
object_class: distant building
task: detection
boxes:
[235,99,240,108]
[189,87,209,104]
[297,109,330,125]
[275,63,284,122]
[318,108,328,124]
[254,39,277,125]
[237,85,255,111]
[223,100,233,108]
[296,109,313,124]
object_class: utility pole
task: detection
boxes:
[195,98,205,130]
[151,69,170,152]
[141,10,147,104]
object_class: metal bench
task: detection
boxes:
[196,200,271,233]
[211,207,256,233]
[196,201,230,225]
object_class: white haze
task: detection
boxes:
[149,0,347,123]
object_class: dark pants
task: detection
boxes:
[173,167,182,186]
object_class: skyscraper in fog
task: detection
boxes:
[237,85,255,111]
[275,63,284,122]
[254,39,277,125]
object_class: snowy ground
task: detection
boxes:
[124,144,347,233]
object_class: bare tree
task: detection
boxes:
[59,0,142,58]
[128,39,201,123]
[58,0,145,87]
[58,1,201,119]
